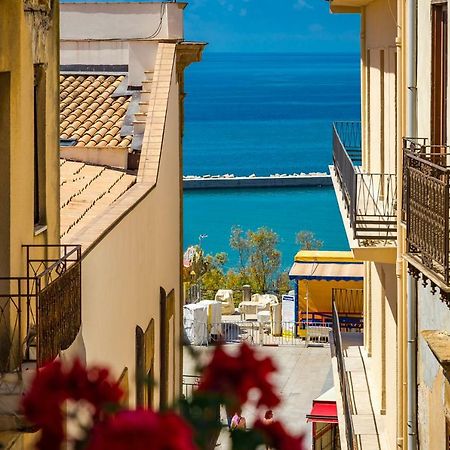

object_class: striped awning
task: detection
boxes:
[289,261,364,282]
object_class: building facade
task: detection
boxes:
[58,1,204,411]
[0,1,81,448]
[328,0,450,449]
[0,1,204,448]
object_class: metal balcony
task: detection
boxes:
[332,301,358,450]
[333,122,397,243]
[403,138,450,298]
[0,244,81,431]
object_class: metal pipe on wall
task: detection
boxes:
[406,273,418,449]
[406,0,418,447]
[395,0,405,446]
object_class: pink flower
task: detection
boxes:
[197,343,280,408]
[22,360,122,450]
[87,409,197,450]
[254,419,305,450]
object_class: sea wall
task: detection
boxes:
[183,173,332,189]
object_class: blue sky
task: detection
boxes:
[60,0,361,53]
[185,0,360,53]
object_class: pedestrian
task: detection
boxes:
[262,410,274,450]
[230,409,246,431]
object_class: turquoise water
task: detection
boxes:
[183,53,360,266]
[184,187,348,269]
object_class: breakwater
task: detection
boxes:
[183,173,332,189]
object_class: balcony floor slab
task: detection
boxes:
[332,332,388,450]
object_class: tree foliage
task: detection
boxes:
[230,226,281,294]
[184,228,322,300]
[295,230,323,251]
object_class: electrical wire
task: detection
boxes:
[72,1,170,42]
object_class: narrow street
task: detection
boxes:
[184,344,333,448]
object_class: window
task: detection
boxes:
[135,320,155,408]
[135,326,145,407]
[0,72,10,276]
[446,416,450,450]
[160,287,175,409]
[118,367,129,409]
[33,64,46,227]
[431,2,448,148]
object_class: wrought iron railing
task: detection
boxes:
[333,122,397,242]
[403,138,450,286]
[332,301,358,450]
[0,244,81,376]
[332,288,364,331]
[182,374,200,398]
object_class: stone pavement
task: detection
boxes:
[183,343,333,449]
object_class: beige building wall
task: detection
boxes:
[65,45,189,408]
[0,0,61,278]
[360,3,399,447]
[413,1,450,447]
[0,1,61,448]
[362,0,398,175]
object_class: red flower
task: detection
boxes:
[22,359,122,450]
[254,419,305,450]
[87,409,197,450]
[196,343,280,408]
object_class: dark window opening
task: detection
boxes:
[431,2,448,149]
[33,64,46,227]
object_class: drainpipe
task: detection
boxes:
[406,0,418,448]
[395,0,405,446]
[407,274,418,449]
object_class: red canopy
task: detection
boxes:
[306,401,338,424]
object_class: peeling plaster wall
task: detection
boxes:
[416,281,450,450]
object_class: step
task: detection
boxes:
[139,101,149,113]
[133,120,146,134]
[142,80,152,91]
[134,112,147,122]
[144,70,154,82]
[140,91,151,103]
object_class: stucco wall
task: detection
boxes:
[365,262,397,446]
[80,67,181,408]
[415,1,450,447]
[416,281,450,450]
[416,0,432,139]
[0,0,60,277]
[362,0,397,175]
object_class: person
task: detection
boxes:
[230,409,246,431]
[262,410,274,450]
[262,409,273,425]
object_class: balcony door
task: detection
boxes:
[431,1,448,148]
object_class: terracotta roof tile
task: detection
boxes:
[60,159,136,239]
[60,74,132,148]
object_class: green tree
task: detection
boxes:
[247,227,281,293]
[230,226,250,272]
[200,252,228,299]
[295,230,323,251]
[276,272,292,296]
[229,227,281,294]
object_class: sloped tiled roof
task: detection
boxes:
[60,74,132,148]
[60,159,136,239]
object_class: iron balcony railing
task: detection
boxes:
[331,288,364,332]
[0,244,81,377]
[332,301,358,450]
[403,138,450,286]
[333,122,397,242]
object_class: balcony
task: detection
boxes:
[328,0,376,14]
[0,244,81,431]
[331,300,385,450]
[403,139,450,300]
[331,122,397,263]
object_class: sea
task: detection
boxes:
[183,53,361,270]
